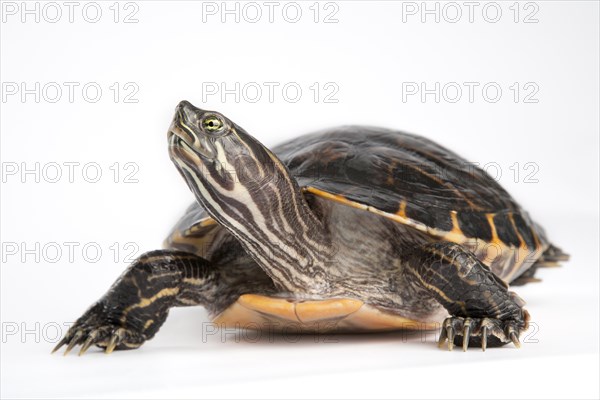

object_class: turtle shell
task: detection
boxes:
[166,126,548,283]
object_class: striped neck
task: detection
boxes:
[170,125,333,293]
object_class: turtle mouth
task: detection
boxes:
[168,126,217,160]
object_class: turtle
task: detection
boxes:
[54,100,569,355]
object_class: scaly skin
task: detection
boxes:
[53,250,220,355]
[55,242,530,354]
[406,242,529,350]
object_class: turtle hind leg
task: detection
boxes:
[536,243,570,266]
[510,265,542,286]
[406,242,530,351]
[511,243,570,286]
[54,250,240,356]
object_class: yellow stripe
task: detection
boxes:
[120,287,180,323]
[182,277,205,286]
[445,211,466,244]
[304,186,431,232]
[304,186,472,245]
[406,265,467,314]
[505,213,528,281]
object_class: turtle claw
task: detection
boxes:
[481,326,488,352]
[78,329,107,356]
[437,315,528,351]
[462,319,472,352]
[437,325,447,348]
[78,333,98,356]
[53,303,147,356]
[509,330,521,349]
[105,335,119,354]
[63,330,84,356]
[51,336,69,354]
[446,326,455,351]
[105,328,127,354]
[56,324,143,356]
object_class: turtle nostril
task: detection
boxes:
[177,100,202,114]
[177,100,192,109]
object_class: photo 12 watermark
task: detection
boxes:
[1,320,541,346]
[1,241,141,264]
[1,82,140,103]
[1,1,140,24]
[400,1,539,24]
[201,81,340,104]
[401,81,540,104]
[1,161,140,184]
[200,1,340,24]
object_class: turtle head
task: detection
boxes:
[168,100,297,228]
[167,100,331,292]
[168,100,275,195]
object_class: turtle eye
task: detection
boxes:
[201,115,225,133]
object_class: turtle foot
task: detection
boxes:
[52,302,146,356]
[437,311,529,351]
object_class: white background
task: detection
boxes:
[1,1,598,398]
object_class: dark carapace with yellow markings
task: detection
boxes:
[54,101,568,355]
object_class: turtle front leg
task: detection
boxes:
[53,250,219,356]
[406,242,530,351]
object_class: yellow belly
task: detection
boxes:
[213,294,439,333]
